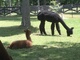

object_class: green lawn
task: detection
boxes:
[0,14,80,60]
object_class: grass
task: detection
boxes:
[0,14,80,60]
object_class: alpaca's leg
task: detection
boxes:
[39,21,47,35]
[51,23,55,35]
[56,23,61,35]
[39,23,43,35]
[42,21,47,35]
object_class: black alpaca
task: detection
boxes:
[37,11,74,36]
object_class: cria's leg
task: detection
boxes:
[51,23,55,35]
[56,23,61,35]
[39,21,47,35]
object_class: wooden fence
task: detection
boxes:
[0,7,20,16]
[0,4,80,16]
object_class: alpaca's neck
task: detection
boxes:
[26,34,32,41]
[60,18,70,30]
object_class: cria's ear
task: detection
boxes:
[71,27,74,29]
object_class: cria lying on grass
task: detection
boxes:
[8,29,32,49]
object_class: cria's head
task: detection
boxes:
[24,29,31,35]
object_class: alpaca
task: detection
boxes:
[37,11,74,36]
[8,29,32,49]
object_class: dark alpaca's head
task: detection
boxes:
[67,27,74,36]
[24,29,31,36]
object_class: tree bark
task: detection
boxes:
[21,0,30,29]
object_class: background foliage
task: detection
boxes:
[0,0,53,7]
[1,0,80,7]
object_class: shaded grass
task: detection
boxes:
[0,26,23,37]
[4,42,80,60]
[0,25,38,37]
[0,14,80,60]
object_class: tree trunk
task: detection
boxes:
[21,0,30,29]
[43,0,47,10]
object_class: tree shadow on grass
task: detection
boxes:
[0,25,38,37]
[3,41,80,60]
